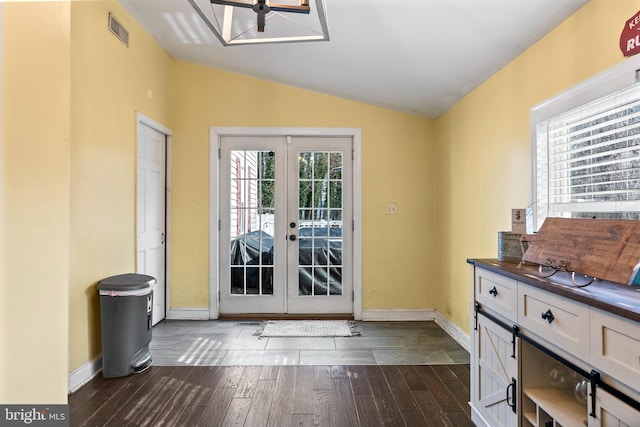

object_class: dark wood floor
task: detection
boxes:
[69,364,473,426]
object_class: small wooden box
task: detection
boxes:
[498,232,527,263]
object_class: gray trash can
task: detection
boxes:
[97,273,156,378]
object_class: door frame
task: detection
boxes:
[209,127,363,320]
[136,112,172,323]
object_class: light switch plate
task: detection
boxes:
[385,203,397,215]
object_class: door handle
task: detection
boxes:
[506,377,517,413]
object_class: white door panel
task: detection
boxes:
[137,123,166,325]
[219,137,286,313]
[286,137,353,313]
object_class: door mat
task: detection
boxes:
[255,320,361,338]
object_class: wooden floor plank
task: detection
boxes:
[448,363,471,384]
[313,365,332,390]
[330,365,349,379]
[363,365,405,426]
[70,377,135,426]
[244,379,277,427]
[198,366,246,426]
[354,395,385,427]
[234,365,261,398]
[69,365,473,427]
[283,414,315,427]
[166,366,227,427]
[133,367,196,427]
[101,366,178,427]
[414,365,462,414]
[346,365,373,396]
[221,397,251,427]
[431,364,460,382]
[292,365,314,415]
[74,382,142,427]
[411,390,454,427]
[380,365,429,426]
[313,388,336,427]
[332,378,359,427]
[267,366,297,427]
[396,365,428,392]
[260,365,280,381]
[431,365,472,416]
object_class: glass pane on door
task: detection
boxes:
[229,150,275,295]
[297,151,343,296]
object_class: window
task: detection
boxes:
[531,56,640,230]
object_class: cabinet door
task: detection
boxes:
[588,387,640,427]
[590,308,640,393]
[473,315,518,427]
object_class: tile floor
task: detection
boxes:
[150,320,469,366]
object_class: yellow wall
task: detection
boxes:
[170,61,436,311]
[1,2,70,403]
[69,0,171,371]
[434,0,640,332]
[2,0,634,403]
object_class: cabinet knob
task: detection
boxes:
[489,286,498,297]
[541,309,555,324]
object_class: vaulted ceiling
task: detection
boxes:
[119,0,589,118]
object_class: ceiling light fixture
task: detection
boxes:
[188,0,329,46]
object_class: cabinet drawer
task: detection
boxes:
[518,283,590,360]
[590,308,640,392]
[475,268,518,322]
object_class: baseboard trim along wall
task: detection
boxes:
[361,309,470,352]
[168,307,210,320]
[68,355,102,394]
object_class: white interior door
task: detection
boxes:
[218,135,353,315]
[137,123,166,325]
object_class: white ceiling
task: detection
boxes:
[118,0,589,118]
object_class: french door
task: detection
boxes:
[219,135,353,314]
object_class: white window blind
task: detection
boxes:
[535,83,640,228]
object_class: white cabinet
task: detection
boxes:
[472,314,518,427]
[470,262,640,427]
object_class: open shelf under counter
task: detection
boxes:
[523,387,587,427]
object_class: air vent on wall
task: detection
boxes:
[108,13,129,47]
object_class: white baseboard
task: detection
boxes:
[433,311,471,353]
[361,308,470,352]
[168,307,210,320]
[69,355,102,394]
[361,308,437,321]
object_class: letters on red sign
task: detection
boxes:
[621,10,640,57]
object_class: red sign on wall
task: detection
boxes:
[621,10,640,57]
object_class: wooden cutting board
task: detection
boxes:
[522,217,640,285]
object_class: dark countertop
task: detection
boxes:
[468,258,640,323]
